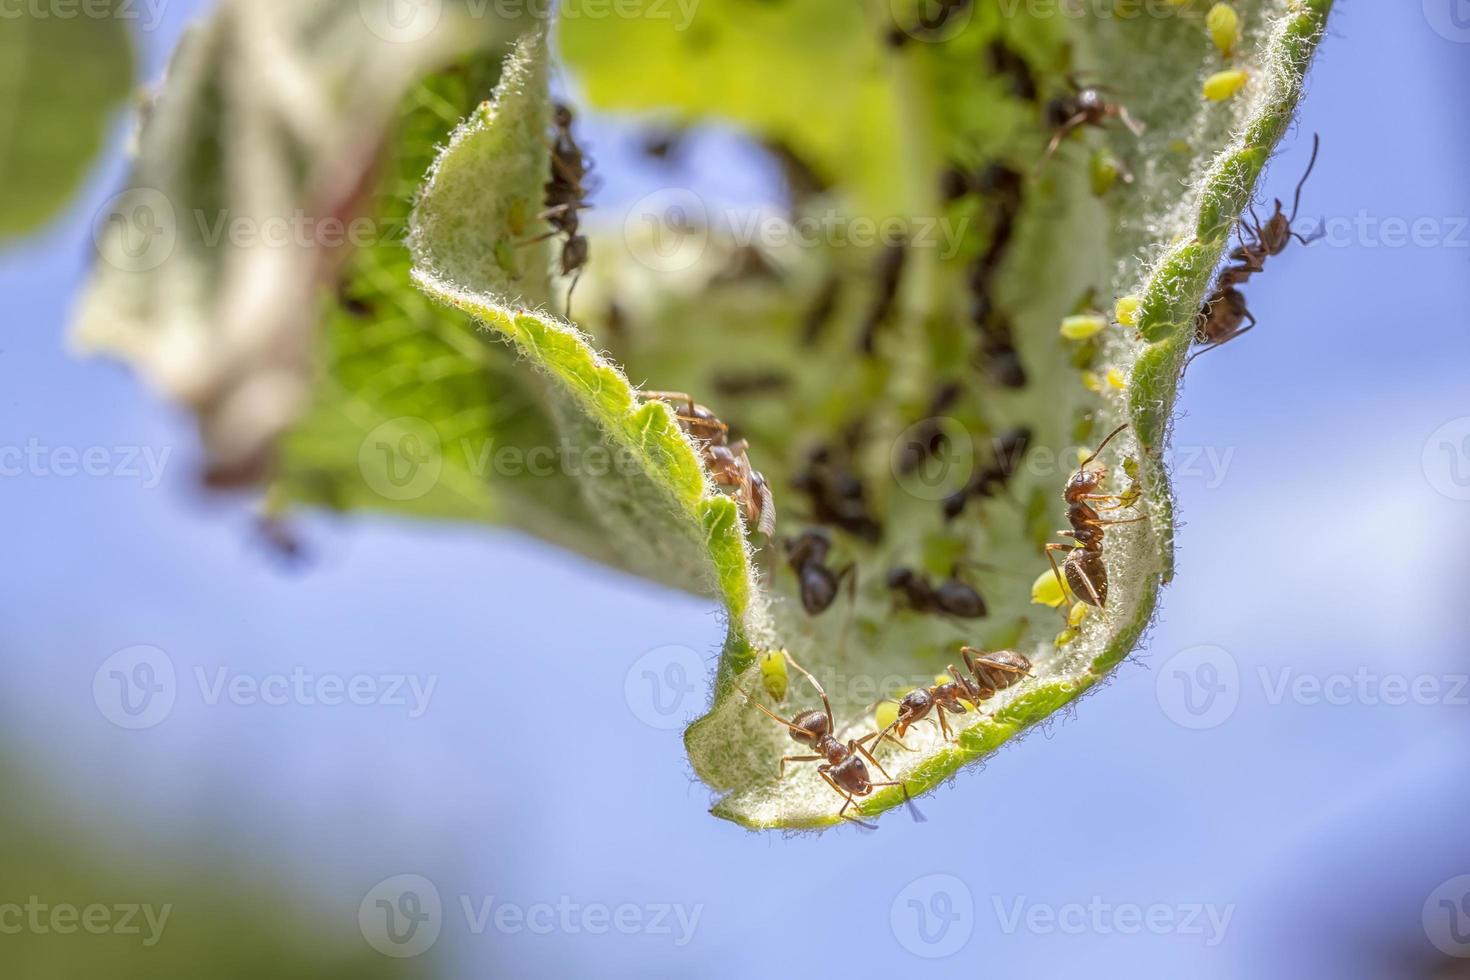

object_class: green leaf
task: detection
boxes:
[0,1,134,239]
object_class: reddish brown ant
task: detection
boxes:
[783,529,854,616]
[640,391,776,536]
[878,647,1033,744]
[1192,135,1323,360]
[524,103,591,318]
[886,565,988,619]
[1044,423,1147,610]
[736,651,909,825]
[1039,76,1143,173]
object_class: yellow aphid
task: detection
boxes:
[1055,627,1079,648]
[758,649,788,702]
[1090,150,1121,196]
[875,699,900,732]
[1106,367,1128,390]
[1204,69,1249,102]
[1068,601,1090,628]
[1114,294,1141,327]
[1207,3,1241,58]
[1081,371,1103,393]
[1169,138,1192,155]
[1061,314,1107,340]
[1032,568,1070,608]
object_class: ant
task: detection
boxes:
[886,565,988,619]
[944,425,1031,521]
[791,442,883,542]
[1044,423,1147,610]
[784,529,854,616]
[1039,76,1143,173]
[526,103,591,318]
[640,391,776,537]
[878,647,1034,744]
[857,242,907,354]
[1192,135,1323,359]
[895,382,963,476]
[736,651,909,825]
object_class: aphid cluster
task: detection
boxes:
[641,391,776,536]
[1193,135,1322,362]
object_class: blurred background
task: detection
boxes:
[3,1,1469,976]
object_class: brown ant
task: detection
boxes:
[886,565,988,619]
[525,103,591,317]
[1039,76,1143,173]
[640,391,776,536]
[1192,135,1323,360]
[736,651,909,825]
[783,529,854,616]
[1044,423,1147,610]
[878,647,1033,744]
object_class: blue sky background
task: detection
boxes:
[3,2,1470,976]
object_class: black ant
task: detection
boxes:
[878,647,1033,744]
[964,165,1028,387]
[640,391,776,536]
[1044,423,1147,610]
[943,425,1031,521]
[894,381,963,476]
[791,442,882,542]
[526,103,591,318]
[784,529,854,616]
[987,39,1039,103]
[1192,135,1323,360]
[886,565,988,619]
[737,651,909,825]
[1039,76,1143,173]
[857,241,907,354]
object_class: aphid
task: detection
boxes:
[525,103,592,317]
[791,443,883,542]
[784,529,854,616]
[758,649,789,702]
[887,566,988,619]
[878,647,1033,744]
[640,391,776,536]
[1202,69,1249,102]
[1039,76,1144,173]
[857,242,907,354]
[1043,423,1147,609]
[1192,135,1322,359]
[737,651,907,824]
[966,165,1028,387]
[895,381,964,476]
[987,39,1039,102]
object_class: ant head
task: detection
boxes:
[894,688,934,735]
[553,103,574,127]
[789,708,832,747]
[1066,465,1103,498]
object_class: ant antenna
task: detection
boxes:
[1289,133,1321,224]
[732,677,822,740]
[782,651,834,725]
[1080,423,1129,469]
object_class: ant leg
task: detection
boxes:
[779,754,824,778]
[564,270,583,320]
[1044,543,1075,621]
[1037,114,1087,174]
[852,733,896,781]
[1116,104,1145,137]
[1048,543,1104,608]
[937,708,954,742]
